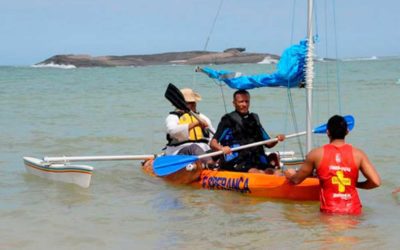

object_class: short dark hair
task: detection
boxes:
[327,115,348,139]
[233,89,250,99]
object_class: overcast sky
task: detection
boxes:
[1,0,399,65]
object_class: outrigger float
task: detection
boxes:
[23,157,94,188]
[23,155,154,188]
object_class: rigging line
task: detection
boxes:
[211,79,228,113]
[203,0,224,51]
[285,0,296,130]
[285,0,304,156]
[289,0,297,44]
[287,87,305,158]
[310,0,322,128]
[324,0,331,115]
[200,0,227,113]
[282,92,288,153]
[282,0,294,150]
[332,0,343,114]
[191,69,197,89]
[313,0,319,41]
[218,83,228,114]
[312,0,322,135]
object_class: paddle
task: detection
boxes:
[153,115,355,176]
[165,83,214,134]
[312,115,355,134]
[43,154,154,163]
[165,83,191,113]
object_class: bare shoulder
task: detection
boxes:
[351,145,364,154]
[351,145,369,163]
[303,146,323,169]
[350,145,381,188]
[307,146,323,160]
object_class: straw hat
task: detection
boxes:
[180,88,202,102]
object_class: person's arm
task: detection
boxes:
[210,116,231,154]
[199,113,215,134]
[166,113,207,141]
[284,149,318,184]
[356,149,381,189]
[265,134,285,148]
[188,119,205,130]
[392,187,400,194]
[259,124,284,148]
[166,114,189,141]
[210,138,231,154]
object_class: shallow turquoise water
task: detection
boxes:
[1,59,399,249]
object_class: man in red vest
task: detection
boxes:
[284,115,381,215]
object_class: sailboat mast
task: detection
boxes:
[305,0,314,153]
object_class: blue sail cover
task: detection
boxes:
[201,40,307,89]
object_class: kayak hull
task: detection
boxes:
[197,169,319,201]
[142,159,319,201]
[142,159,203,185]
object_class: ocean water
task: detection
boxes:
[1,59,400,249]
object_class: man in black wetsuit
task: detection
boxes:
[210,89,285,173]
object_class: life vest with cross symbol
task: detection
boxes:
[316,144,362,215]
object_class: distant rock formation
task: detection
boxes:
[35,49,280,68]
[223,47,246,53]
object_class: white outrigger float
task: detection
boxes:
[23,155,154,188]
[23,157,94,188]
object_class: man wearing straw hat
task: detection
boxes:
[165,88,215,160]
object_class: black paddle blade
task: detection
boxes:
[165,83,190,112]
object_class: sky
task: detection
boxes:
[1,0,399,66]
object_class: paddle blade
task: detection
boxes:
[313,115,355,134]
[165,83,190,112]
[153,154,198,176]
[344,115,355,131]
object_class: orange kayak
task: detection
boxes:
[142,159,319,201]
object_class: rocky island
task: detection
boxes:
[35,48,280,68]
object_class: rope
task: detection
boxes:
[324,0,331,116]
[203,0,224,51]
[332,0,343,114]
[313,0,322,147]
[283,0,304,157]
[211,79,228,113]
[287,88,305,158]
[290,0,297,44]
[199,0,227,112]
[219,84,228,114]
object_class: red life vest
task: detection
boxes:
[316,144,362,215]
